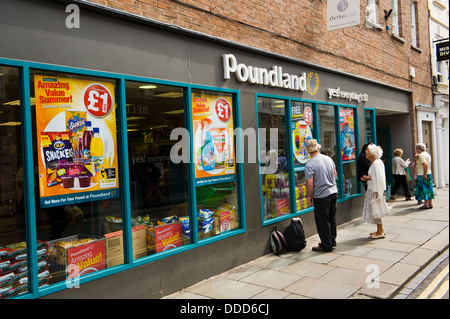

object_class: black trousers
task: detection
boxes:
[313,193,337,250]
[391,174,412,198]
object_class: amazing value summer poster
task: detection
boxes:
[34,75,119,208]
[192,93,235,183]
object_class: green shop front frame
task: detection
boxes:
[256,93,363,227]
[0,58,245,299]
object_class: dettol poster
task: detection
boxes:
[192,93,235,182]
[34,75,119,208]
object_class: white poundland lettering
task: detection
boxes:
[223,54,307,92]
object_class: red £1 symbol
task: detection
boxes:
[304,107,313,126]
[83,84,113,118]
[215,98,231,123]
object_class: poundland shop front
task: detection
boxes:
[0,0,411,299]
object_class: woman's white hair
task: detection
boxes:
[416,143,426,151]
[367,144,383,159]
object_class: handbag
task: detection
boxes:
[370,195,392,219]
[405,167,412,182]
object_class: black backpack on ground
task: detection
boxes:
[282,218,307,252]
[270,225,289,255]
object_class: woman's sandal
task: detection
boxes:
[369,232,386,239]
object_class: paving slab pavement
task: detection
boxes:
[164,188,449,299]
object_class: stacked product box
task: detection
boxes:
[262,173,290,218]
[104,225,147,267]
[47,235,105,281]
[0,241,50,299]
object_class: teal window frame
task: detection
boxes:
[256,94,362,227]
[0,58,246,299]
[364,107,377,144]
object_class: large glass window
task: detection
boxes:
[125,82,189,255]
[0,66,27,299]
[291,101,315,213]
[340,107,358,197]
[192,89,240,239]
[318,104,338,165]
[258,97,290,220]
[29,70,123,287]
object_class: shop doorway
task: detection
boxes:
[377,127,392,184]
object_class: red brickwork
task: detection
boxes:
[86,0,433,109]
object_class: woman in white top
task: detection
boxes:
[413,143,434,209]
[360,144,387,239]
[391,148,412,200]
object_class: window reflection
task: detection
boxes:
[29,70,123,287]
[258,97,290,220]
[0,66,28,298]
[125,82,189,254]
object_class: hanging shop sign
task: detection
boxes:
[436,41,449,61]
[192,93,235,184]
[327,87,368,103]
[339,108,356,161]
[34,75,119,208]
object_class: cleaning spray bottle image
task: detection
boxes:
[200,118,215,171]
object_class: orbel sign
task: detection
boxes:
[223,54,308,92]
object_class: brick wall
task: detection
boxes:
[85,0,433,107]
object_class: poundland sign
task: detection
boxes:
[223,54,308,92]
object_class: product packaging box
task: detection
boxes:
[48,234,105,278]
[145,222,182,254]
[212,209,239,235]
[104,225,147,267]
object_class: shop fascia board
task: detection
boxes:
[58,0,413,95]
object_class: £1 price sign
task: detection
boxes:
[215,98,231,123]
[83,83,113,118]
[304,106,313,126]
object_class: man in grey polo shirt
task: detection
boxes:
[305,139,338,252]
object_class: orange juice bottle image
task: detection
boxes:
[91,127,104,184]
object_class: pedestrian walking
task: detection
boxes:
[305,139,338,252]
[360,144,387,239]
[391,148,412,201]
[357,143,372,191]
[413,143,434,209]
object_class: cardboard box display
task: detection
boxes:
[212,209,239,235]
[145,222,182,253]
[104,225,147,268]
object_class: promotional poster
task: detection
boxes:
[34,75,119,208]
[192,93,235,183]
[340,108,356,161]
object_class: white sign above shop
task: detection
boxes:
[223,54,308,92]
[327,87,368,103]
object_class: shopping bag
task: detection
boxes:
[370,195,392,219]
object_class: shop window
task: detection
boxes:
[291,101,315,212]
[125,82,189,255]
[339,107,358,197]
[258,97,290,220]
[364,108,376,144]
[0,66,27,299]
[318,104,341,197]
[29,70,123,287]
[192,89,240,239]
